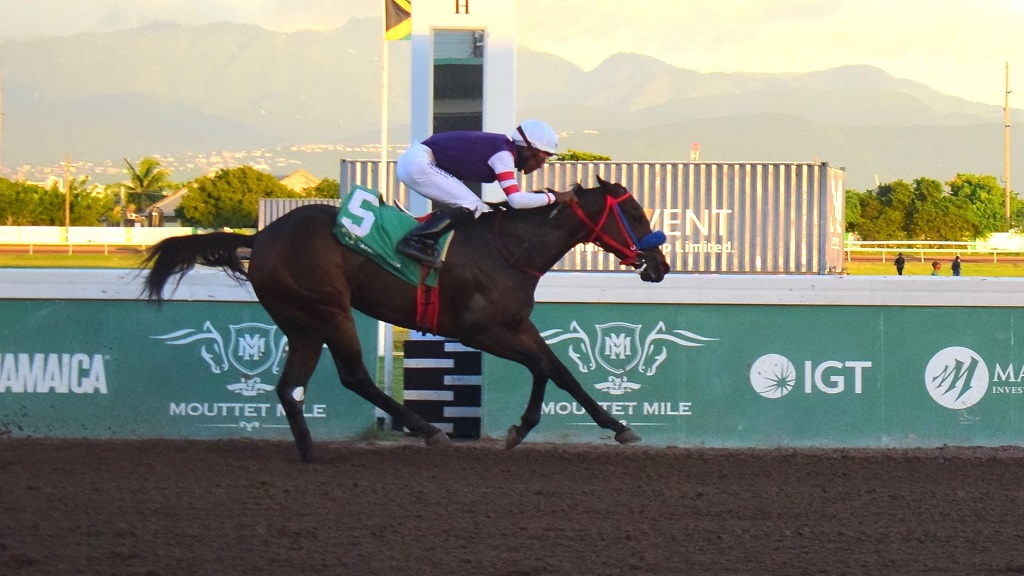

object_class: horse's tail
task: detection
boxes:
[141,232,255,302]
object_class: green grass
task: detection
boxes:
[3,252,1024,277]
[843,259,1024,277]
[376,353,404,398]
[0,252,148,269]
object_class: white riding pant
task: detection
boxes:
[396,142,486,216]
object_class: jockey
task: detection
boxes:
[395,119,577,268]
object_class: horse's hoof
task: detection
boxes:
[505,425,524,450]
[425,430,451,447]
[296,443,314,463]
[615,428,642,445]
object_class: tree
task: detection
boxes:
[845,174,1024,241]
[911,177,945,205]
[43,177,116,226]
[905,177,976,240]
[849,191,885,240]
[70,184,118,225]
[120,157,175,213]
[177,166,301,228]
[844,190,864,233]
[305,178,340,199]
[0,176,113,226]
[908,195,977,241]
[555,149,612,161]
[851,180,914,240]
[0,178,48,225]
[947,173,1015,236]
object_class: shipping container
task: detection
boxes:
[332,160,846,274]
[257,198,341,230]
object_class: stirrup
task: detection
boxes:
[397,238,442,268]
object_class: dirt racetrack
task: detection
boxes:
[3,438,1024,576]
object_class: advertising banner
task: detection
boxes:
[483,303,1024,447]
[0,299,375,439]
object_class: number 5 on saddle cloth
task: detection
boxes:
[332,185,450,288]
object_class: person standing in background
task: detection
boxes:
[894,252,906,276]
[952,256,962,276]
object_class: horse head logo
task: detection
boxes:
[638,321,718,376]
[152,320,229,373]
[541,321,596,373]
[544,320,718,380]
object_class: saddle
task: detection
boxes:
[332,185,453,288]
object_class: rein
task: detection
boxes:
[494,190,666,274]
[493,206,562,278]
[568,192,665,266]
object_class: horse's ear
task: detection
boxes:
[595,175,625,197]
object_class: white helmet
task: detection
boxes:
[509,119,558,154]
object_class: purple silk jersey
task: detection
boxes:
[421,131,516,183]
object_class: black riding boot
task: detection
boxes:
[397,206,475,268]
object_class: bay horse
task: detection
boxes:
[142,176,670,462]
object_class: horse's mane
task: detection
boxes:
[475,199,561,231]
[477,184,593,227]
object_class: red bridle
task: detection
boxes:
[568,192,645,266]
[495,189,663,276]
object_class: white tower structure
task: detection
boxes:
[408,0,516,212]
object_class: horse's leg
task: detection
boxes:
[322,318,451,447]
[464,322,638,449]
[274,337,324,463]
[461,328,558,448]
[505,370,549,450]
[543,349,641,444]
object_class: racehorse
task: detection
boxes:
[142,176,670,462]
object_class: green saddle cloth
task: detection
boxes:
[332,185,451,287]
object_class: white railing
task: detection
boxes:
[0,226,199,255]
[844,240,1024,263]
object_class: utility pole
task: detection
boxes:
[63,155,71,230]
[1005,62,1012,228]
[0,76,4,177]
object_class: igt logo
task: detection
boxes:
[749,353,871,399]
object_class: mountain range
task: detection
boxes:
[1,17,1021,191]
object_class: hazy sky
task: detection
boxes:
[1,0,1022,107]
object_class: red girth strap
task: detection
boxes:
[416,266,440,335]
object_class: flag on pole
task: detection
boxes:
[384,0,411,41]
